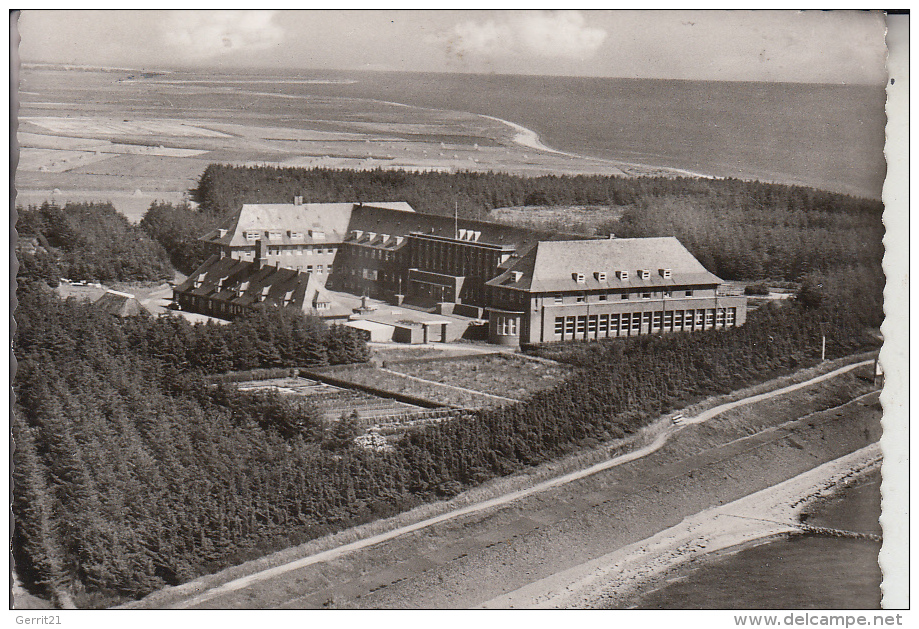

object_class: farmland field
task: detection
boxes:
[237,376,426,423]
[319,365,507,409]
[388,353,574,401]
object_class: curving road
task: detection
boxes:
[170,358,873,609]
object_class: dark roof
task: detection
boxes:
[174,256,350,318]
[94,290,150,317]
[487,237,723,293]
[199,202,415,247]
[346,205,590,253]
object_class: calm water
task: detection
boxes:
[21,67,886,199]
[630,472,882,609]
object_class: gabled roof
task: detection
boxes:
[487,237,723,293]
[94,290,150,317]
[174,256,350,318]
[346,205,589,252]
[200,202,416,247]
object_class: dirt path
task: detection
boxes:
[154,359,872,609]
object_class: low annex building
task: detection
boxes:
[173,254,350,320]
[187,198,746,345]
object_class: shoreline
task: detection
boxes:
[482,443,881,609]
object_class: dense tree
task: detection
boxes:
[16,202,174,282]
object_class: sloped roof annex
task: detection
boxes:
[487,237,723,293]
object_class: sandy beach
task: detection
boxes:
[483,443,881,609]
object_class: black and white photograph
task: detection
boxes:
[9,9,907,618]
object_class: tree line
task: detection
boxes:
[12,280,878,607]
[16,202,174,285]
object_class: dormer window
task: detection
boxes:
[268,230,282,240]
[639,269,651,280]
[283,290,294,306]
[459,229,468,240]
[512,271,523,282]
[218,228,228,238]
[660,268,672,278]
[617,270,629,281]
[309,230,326,241]
[258,286,270,302]
[289,231,304,241]
[236,281,250,297]
[245,231,260,241]
[574,272,585,283]
[193,273,206,289]
[595,271,607,282]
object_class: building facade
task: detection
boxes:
[485,237,747,345]
[192,199,746,345]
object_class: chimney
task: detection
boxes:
[294,195,303,206]
[255,239,268,269]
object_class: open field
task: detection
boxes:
[319,364,507,409]
[126,357,878,609]
[236,376,426,424]
[14,67,691,221]
[387,353,574,401]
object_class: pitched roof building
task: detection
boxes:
[94,290,151,317]
[173,255,350,320]
[184,199,746,344]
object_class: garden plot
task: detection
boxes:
[388,353,574,402]
[236,376,427,424]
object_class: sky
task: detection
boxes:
[15,10,888,84]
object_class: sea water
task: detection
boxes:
[630,471,882,610]
[21,67,887,199]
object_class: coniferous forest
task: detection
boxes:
[14,167,884,607]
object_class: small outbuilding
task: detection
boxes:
[94,290,150,317]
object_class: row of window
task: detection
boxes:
[553,289,694,304]
[494,315,519,336]
[351,246,396,262]
[554,308,737,339]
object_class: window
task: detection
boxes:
[595,272,607,281]
[621,292,630,300]
[268,231,282,240]
[652,312,662,329]
[599,294,608,301]
[307,265,313,272]
[587,315,598,335]
[555,295,564,304]
[716,308,726,326]
[576,295,586,303]
[599,314,609,333]
[663,289,673,298]
[726,308,736,326]
[639,269,651,280]
[555,317,564,336]
[565,317,575,336]
[685,289,693,297]
[631,312,641,331]
[642,312,652,329]
[696,310,704,326]
[705,309,715,327]
[574,272,585,283]
[327,248,335,255]
[617,270,629,281]
[664,312,673,329]
[674,311,684,328]
[660,268,672,278]
[576,316,586,335]
[245,231,260,241]
[642,291,652,299]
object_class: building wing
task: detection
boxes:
[488,237,722,293]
